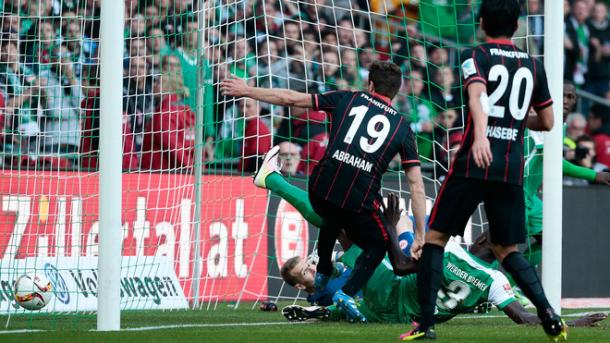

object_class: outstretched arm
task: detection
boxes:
[563,159,610,186]
[384,193,419,276]
[220,75,313,108]
[502,301,608,327]
[405,166,426,259]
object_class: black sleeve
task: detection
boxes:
[460,47,489,89]
[311,90,352,112]
[531,59,553,111]
[400,127,421,169]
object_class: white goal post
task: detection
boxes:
[542,0,564,315]
[97,0,125,331]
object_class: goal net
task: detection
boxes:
[0,0,547,328]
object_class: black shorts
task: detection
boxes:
[308,192,390,249]
[429,176,526,245]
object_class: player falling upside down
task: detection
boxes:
[249,167,608,328]
[410,0,567,341]
[221,60,427,323]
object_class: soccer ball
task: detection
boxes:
[14,274,54,310]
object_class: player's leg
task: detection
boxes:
[332,207,389,322]
[253,145,325,228]
[485,183,566,341]
[404,177,483,340]
[523,195,543,267]
[308,192,344,294]
[340,208,389,296]
[265,173,325,228]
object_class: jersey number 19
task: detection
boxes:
[343,105,390,154]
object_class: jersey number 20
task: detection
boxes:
[343,105,390,153]
[488,65,534,120]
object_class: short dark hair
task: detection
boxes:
[368,61,402,99]
[280,256,301,287]
[479,0,520,38]
[590,104,610,124]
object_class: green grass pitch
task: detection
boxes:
[0,304,608,343]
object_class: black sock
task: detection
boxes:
[417,244,445,330]
[502,251,552,317]
[341,243,386,297]
[316,224,339,276]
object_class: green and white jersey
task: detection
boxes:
[432,242,516,322]
[340,242,516,323]
[523,129,545,198]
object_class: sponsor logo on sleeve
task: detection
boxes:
[462,58,477,79]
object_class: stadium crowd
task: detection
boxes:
[0,0,608,178]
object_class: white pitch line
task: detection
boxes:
[0,329,46,335]
[122,321,308,332]
[452,311,608,320]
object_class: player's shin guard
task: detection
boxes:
[416,244,445,331]
[501,251,552,317]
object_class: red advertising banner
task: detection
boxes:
[0,172,269,302]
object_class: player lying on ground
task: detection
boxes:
[221,61,427,323]
[277,192,607,328]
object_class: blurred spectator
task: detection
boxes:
[0,39,40,155]
[565,113,587,148]
[254,39,289,89]
[141,72,199,171]
[395,68,437,158]
[428,46,448,67]
[565,0,591,86]
[515,0,544,56]
[230,38,257,78]
[314,50,340,92]
[321,30,339,53]
[586,1,610,99]
[1,13,20,41]
[144,4,161,32]
[147,27,171,73]
[238,98,271,172]
[338,49,363,90]
[128,13,146,38]
[281,20,301,55]
[429,65,459,111]
[278,141,302,176]
[123,55,153,152]
[299,132,328,176]
[166,24,215,150]
[80,64,138,171]
[37,36,83,159]
[337,17,355,47]
[572,135,607,171]
[289,106,327,142]
[409,44,428,71]
[589,105,610,169]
